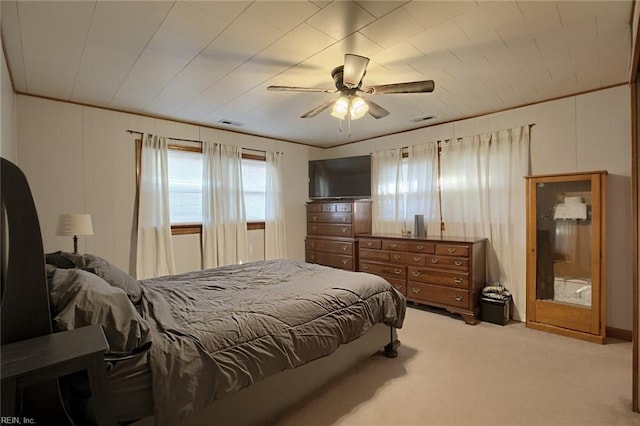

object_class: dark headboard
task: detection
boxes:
[1,157,52,344]
[1,158,75,424]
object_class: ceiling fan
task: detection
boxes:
[267,53,435,121]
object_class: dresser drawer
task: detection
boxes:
[408,267,469,289]
[424,255,469,271]
[308,212,352,224]
[306,238,354,255]
[359,261,406,279]
[407,242,435,254]
[435,244,469,257]
[307,204,322,213]
[359,248,389,262]
[360,239,382,249]
[335,203,353,213]
[320,203,353,213]
[389,252,426,266]
[307,223,353,237]
[306,251,353,270]
[382,240,407,251]
[407,282,470,309]
[385,277,406,296]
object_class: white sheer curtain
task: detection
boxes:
[264,151,287,259]
[439,134,491,238]
[371,148,404,233]
[136,134,176,279]
[440,126,530,320]
[201,141,248,268]
[405,142,440,236]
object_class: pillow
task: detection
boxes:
[84,257,142,303]
[48,267,151,354]
[46,250,85,269]
[46,251,142,303]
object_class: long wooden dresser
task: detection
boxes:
[305,200,372,271]
[358,234,486,324]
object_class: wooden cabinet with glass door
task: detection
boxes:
[525,171,607,343]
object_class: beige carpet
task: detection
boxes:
[274,304,639,426]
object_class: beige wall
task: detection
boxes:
[1,37,17,163]
[15,95,321,276]
[326,85,633,331]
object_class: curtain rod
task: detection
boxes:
[125,130,279,154]
[126,129,201,145]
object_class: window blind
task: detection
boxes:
[167,149,202,224]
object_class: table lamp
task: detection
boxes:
[56,213,93,254]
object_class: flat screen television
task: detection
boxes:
[308,155,372,199]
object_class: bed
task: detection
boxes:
[0,158,406,426]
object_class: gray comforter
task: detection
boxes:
[139,259,406,424]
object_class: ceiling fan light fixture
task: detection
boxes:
[349,96,369,120]
[330,96,349,119]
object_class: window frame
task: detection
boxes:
[135,139,266,236]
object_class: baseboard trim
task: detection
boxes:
[606,326,632,341]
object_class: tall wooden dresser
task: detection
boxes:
[305,200,372,271]
[358,234,486,324]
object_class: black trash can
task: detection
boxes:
[480,295,511,325]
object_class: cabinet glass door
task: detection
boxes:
[526,172,605,340]
[535,179,593,309]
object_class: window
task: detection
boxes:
[241,158,266,222]
[167,148,202,225]
[164,146,266,233]
[374,154,409,223]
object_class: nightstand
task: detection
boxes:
[1,324,116,426]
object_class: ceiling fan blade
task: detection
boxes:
[364,80,435,94]
[301,99,336,118]
[366,99,390,119]
[343,54,369,89]
[268,85,336,93]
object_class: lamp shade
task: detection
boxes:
[349,96,369,119]
[330,96,349,119]
[56,214,94,236]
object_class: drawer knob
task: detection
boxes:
[394,269,402,275]
[412,287,421,294]
[362,265,369,270]
[394,284,402,290]
[454,260,463,266]
[414,256,421,262]
[454,277,463,284]
[312,225,317,232]
[310,242,316,247]
[312,215,318,221]
[378,253,385,258]
[390,243,397,248]
[431,258,439,264]
[341,227,348,233]
[342,246,348,251]
[342,217,348,223]
[416,245,424,250]
[448,248,457,253]
[454,295,463,301]
[412,271,421,277]
[310,254,316,260]
[342,259,348,264]
[393,255,401,260]
[367,242,373,247]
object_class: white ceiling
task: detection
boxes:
[1,1,634,148]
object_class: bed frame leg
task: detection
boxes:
[384,326,400,358]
